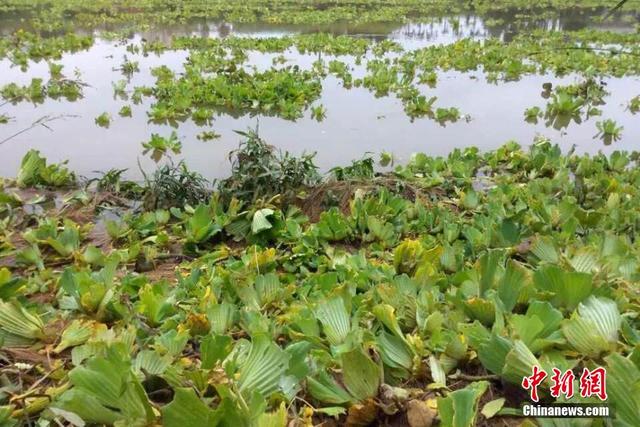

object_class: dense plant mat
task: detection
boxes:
[2,0,640,30]
[2,27,640,131]
[1,136,640,426]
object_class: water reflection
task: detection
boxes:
[0,11,639,181]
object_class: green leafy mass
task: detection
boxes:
[2,1,640,426]
[1,135,640,425]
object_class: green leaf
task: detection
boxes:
[54,389,122,425]
[605,353,640,427]
[429,355,447,387]
[134,350,172,376]
[530,236,559,264]
[525,301,563,339]
[502,340,539,385]
[54,319,96,353]
[367,216,396,245]
[393,239,425,275]
[307,371,353,405]
[255,273,281,306]
[0,268,25,299]
[17,149,46,187]
[569,248,600,274]
[257,403,287,427]
[478,334,513,375]
[463,297,495,326]
[562,295,620,358]
[57,353,154,425]
[47,407,86,427]
[533,265,593,310]
[315,406,346,417]
[510,301,564,353]
[481,398,505,419]
[207,303,237,335]
[373,304,406,339]
[438,381,489,427]
[83,246,106,266]
[252,209,274,234]
[377,331,413,380]
[201,335,233,369]
[316,296,350,346]
[237,334,290,399]
[497,260,529,312]
[562,316,610,358]
[510,315,545,349]
[45,223,80,257]
[478,250,504,296]
[186,204,220,244]
[0,300,45,341]
[578,296,620,342]
[0,405,17,427]
[16,245,44,270]
[316,208,351,241]
[162,388,219,427]
[284,341,312,381]
[137,282,175,327]
[341,348,381,401]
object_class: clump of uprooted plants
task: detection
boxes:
[90,128,400,215]
[2,136,640,427]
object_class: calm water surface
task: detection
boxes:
[1,13,639,180]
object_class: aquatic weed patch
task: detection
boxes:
[0,30,93,70]
[1,4,640,423]
[128,29,640,124]
[144,60,324,122]
[2,0,640,30]
[1,138,640,425]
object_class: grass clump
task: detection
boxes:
[141,161,210,210]
[218,129,320,203]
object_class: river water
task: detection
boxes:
[0,12,639,180]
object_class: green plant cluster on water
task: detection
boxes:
[524,78,608,129]
[14,149,75,187]
[0,31,93,71]
[595,119,624,145]
[145,61,324,122]
[3,26,640,125]
[523,78,629,141]
[132,28,640,123]
[629,95,640,113]
[1,77,83,105]
[1,0,639,31]
[1,135,640,425]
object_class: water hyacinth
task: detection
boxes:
[1,1,640,426]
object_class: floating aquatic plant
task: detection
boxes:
[142,131,182,161]
[94,112,111,128]
[595,119,623,145]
